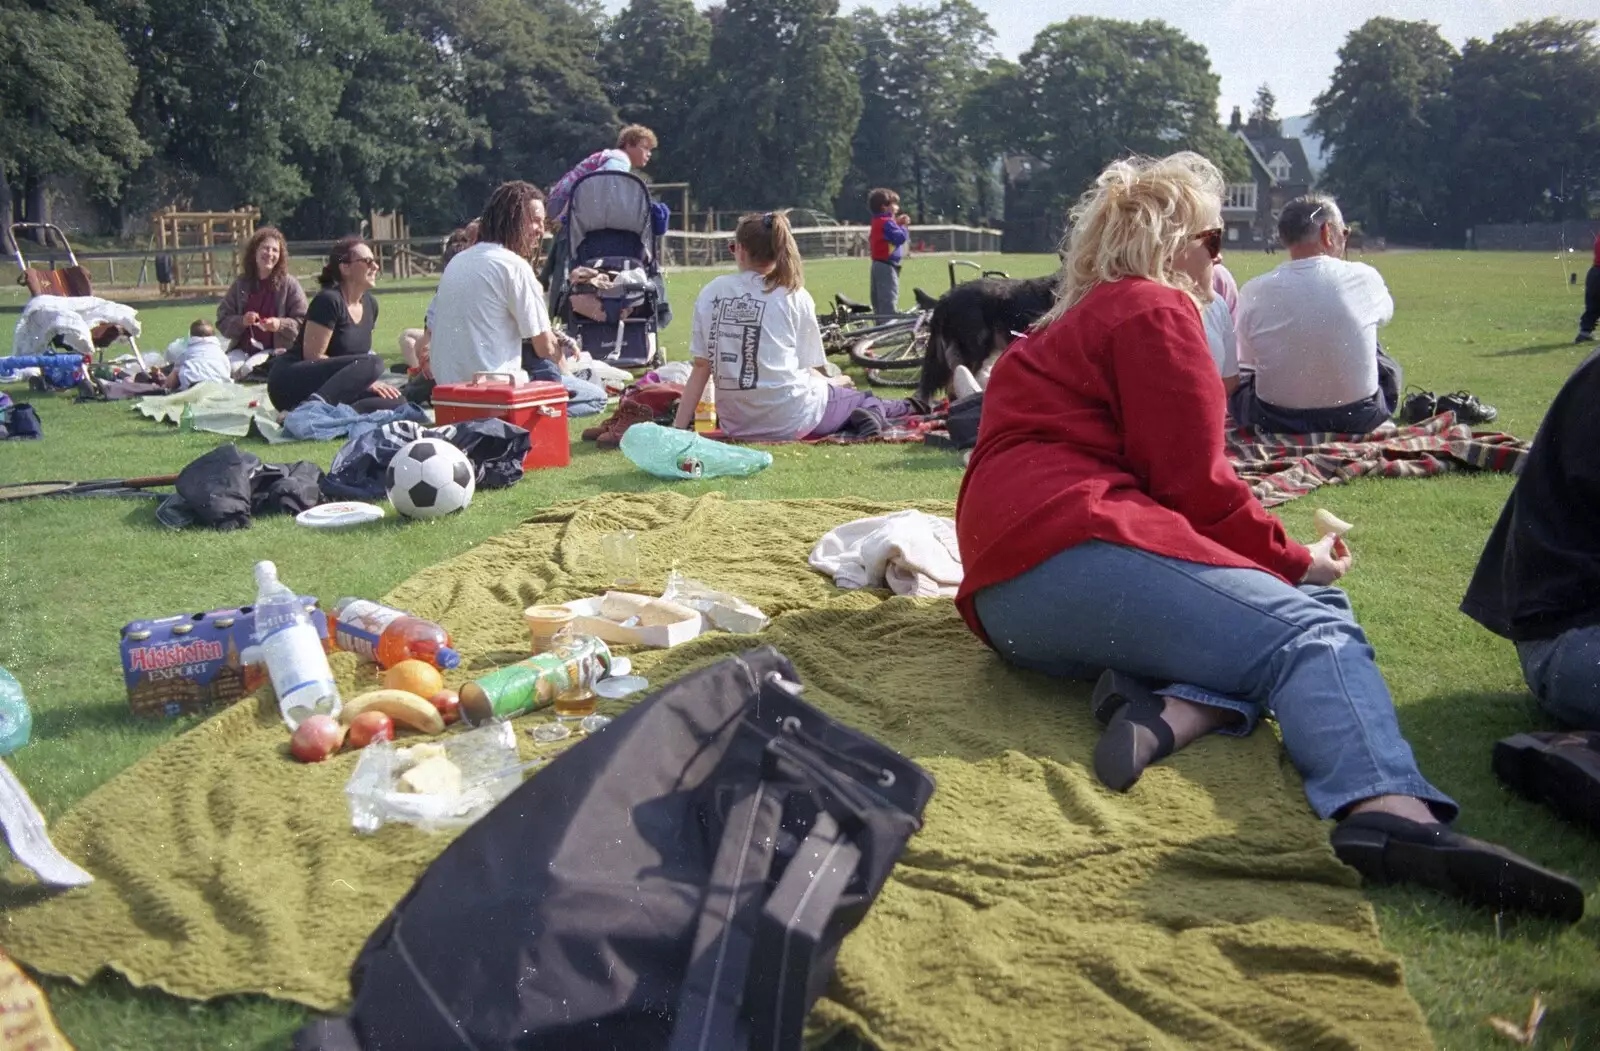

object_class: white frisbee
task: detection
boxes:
[296,502,386,529]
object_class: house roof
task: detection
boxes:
[1241,134,1314,187]
[1003,154,1045,184]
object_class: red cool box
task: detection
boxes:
[432,372,570,469]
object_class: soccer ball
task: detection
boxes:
[386,438,475,520]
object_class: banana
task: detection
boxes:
[341,689,445,735]
[1313,508,1354,538]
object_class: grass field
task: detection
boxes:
[2,250,1598,1050]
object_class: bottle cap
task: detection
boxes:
[436,646,461,670]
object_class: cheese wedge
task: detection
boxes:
[398,754,462,796]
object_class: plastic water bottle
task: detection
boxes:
[693,388,717,434]
[0,667,32,757]
[251,561,341,728]
[330,598,461,670]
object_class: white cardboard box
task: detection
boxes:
[561,596,705,649]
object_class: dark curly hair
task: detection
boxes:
[241,226,289,288]
[477,182,546,260]
[318,235,371,288]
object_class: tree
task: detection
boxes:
[0,0,147,234]
[835,1,995,223]
[1004,18,1246,213]
[684,0,862,211]
[291,0,487,234]
[1311,18,1457,243]
[601,0,712,187]
[835,9,896,221]
[1246,83,1281,137]
[961,57,1029,222]
[1448,18,1600,225]
[379,0,618,223]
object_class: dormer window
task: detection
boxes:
[1268,152,1292,182]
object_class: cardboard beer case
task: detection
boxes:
[121,597,330,718]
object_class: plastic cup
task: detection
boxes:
[601,530,640,587]
[524,605,576,654]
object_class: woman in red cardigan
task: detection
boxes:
[956,152,1581,922]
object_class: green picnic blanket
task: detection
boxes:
[0,492,1433,1049]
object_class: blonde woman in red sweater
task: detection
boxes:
[955,151,1581,922]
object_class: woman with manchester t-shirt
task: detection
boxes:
[672,211,920,440]
[957,151,1582,922]
[267,236,403,413]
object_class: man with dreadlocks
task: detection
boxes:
[428,181,559,386]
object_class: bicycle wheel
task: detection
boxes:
[850,325,925,373]
[825,314,916,354]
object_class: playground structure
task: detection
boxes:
[152,206,260,296]
[367,211,426,277]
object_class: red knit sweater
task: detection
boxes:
[954,278,1313,639]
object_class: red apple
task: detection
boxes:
[291,714,345,763]
[347,710,396,749]
[430,689,462,726]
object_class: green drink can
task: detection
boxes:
[459,636,612,725]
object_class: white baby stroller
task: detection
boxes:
[8,223,147,390]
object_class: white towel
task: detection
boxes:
[809,511,964,598]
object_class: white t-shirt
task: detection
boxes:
[1201,296,1238,380]
[1236,255,1394,409]
[428,243,550,386]
[166,335,234,389]
[691,270,829,441]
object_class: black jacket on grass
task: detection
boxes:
[1462,349,1600,641]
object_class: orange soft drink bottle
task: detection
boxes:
[330,598,461,670]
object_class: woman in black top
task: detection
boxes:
[267,236,404,413]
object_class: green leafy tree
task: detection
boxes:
[0,0,147,233]
[1448,18,1600,225]
[377,0,618,222]
[960,57,1028,223]
[602,0,712,187]
[836,0,994,223]
[835,9,895,221]
[685,0,862,211]
[1004,18,1245,213]
[1246,84,1281,137]
[289,0,487,234]
[1311,18,1457,243]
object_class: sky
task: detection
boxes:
[597,0,1596,121]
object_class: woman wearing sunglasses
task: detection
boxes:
[953,152,1582,922]
[267,235,404,413]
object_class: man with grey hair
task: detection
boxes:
[1230,195,1404,433]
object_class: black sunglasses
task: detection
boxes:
[1192,227,1223,262]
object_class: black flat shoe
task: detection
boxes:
[1330,811,1585,923]
[1090,669,1161,726]
[1091,670,1173,792]
[1493,731,1600,836]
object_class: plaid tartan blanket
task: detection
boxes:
[1227,411,1528,507]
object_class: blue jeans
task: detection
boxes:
[524,353,609,417]
[972,541,1456,820]
[1517,625,1600,729]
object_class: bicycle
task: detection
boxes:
[845,260,1013,388]
[818,292,908,354]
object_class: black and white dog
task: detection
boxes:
[914,275,1059,405]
